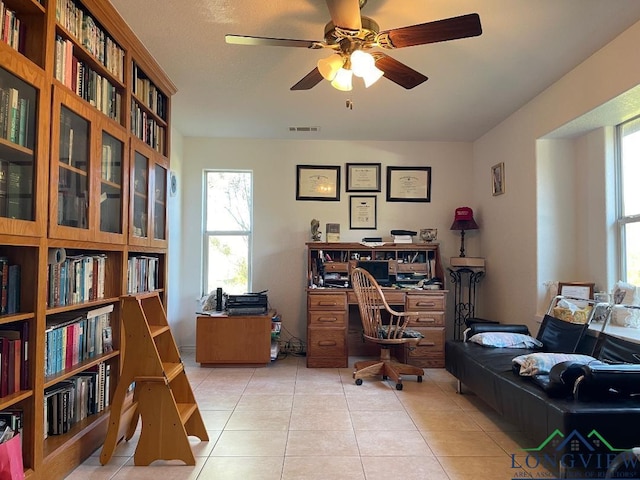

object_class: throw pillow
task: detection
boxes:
[512,352,597,376]
[467,332,543,349]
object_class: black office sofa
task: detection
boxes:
[445,319,640,478]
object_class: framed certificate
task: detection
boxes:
[346,163,381,192]
[295,165,341,201]
[386,166,431,202]
[349,195,377,230]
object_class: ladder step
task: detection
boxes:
[149,324,171,338]
[177,402,198,424]
[163,362,183,382]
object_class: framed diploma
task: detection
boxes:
[346,163,381,192]
[295,165,341,201]
[349,195,377,229]
[386,166,431,202]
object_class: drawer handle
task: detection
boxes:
[318,340,337,346]
[416,302,436,307]
[416,318,435,323]
[318,317,338,323]
[420,341,436,346]
[318,301,339,307]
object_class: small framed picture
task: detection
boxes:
[386,166,431,202]
[492,162,505,196]
[558,282,595,308]
[349,195,377,230]
[346,163,381,192]
[296,165,341,201]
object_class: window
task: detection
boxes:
[618,117,640,285]
[203,170,252,295]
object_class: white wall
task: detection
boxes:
[166,128,183,336]
[170,139,473,347]
[473,20,640,333]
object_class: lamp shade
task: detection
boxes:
[331,67,353,91]
[318,54,345,81]
[450,206,479,231]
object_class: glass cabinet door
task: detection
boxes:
[0,67,37,222]
[57,106,89,229]
[132,150,149,239]
[153,163,167,242]
[100,132,123,234]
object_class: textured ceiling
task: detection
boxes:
[109,0,640,142]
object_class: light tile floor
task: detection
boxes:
[65,352,550,480]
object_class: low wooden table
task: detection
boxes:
[196,310,276,366]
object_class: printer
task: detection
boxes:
[226,292,268,315]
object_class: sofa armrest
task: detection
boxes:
[574,363,640,400]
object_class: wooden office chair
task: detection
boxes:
[350,267,424,390]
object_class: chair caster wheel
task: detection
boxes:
[417,376,423,383]
[355,379,363,386]
[396,383,403,391]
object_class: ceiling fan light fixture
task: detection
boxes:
[331,67,353,91]
[317,54,345,81]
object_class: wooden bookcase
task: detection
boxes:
[0,0,176,478]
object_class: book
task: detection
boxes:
[0,159,7,217]
[0,322,29,391]
[0,257,8,314]
[7,264,20,314]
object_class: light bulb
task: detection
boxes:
[362,65,384,88]
[317,54,345,81]
[331,68,353,91]
[350,50,375,78]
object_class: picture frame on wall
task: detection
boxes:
[492,162,505,196]
[346,163,381,192]
[296,165,341,201]
[349,195,377,229]
[386,166,431,202]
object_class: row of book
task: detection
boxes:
[45,304,113,377]
[127,256,159,294]
[46,252,106,308]
[55,0,125,82]
[130,102,166,153]
[132,64,167,119]
[0,2,26,56]
[0,322,28,398]
[44,362,110,438]
[0,84,31,148]
[0,409,22,441]
[54,35,122,121]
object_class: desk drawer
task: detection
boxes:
[407,312,445,327]
[309,311,346,326]
[307,328,347,357]
[406,294,445,311]
[396,263,428,273]
[323,262,349,273]
[408,327,445,356]
[308,292,347,310]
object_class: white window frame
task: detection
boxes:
[202,169,253,295]
[616,118,640,285]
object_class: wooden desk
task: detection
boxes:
[307,288,446,368]
[196,310,276,366]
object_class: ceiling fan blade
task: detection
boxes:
[377,13,482,49]
[291,68,324,90]
[225,34,322,49]
[372,52,428,89]
[325,0,362,32]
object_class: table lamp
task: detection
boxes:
[450,206,479,257]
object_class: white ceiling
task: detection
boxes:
[109,0,640,142]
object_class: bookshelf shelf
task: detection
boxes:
[0,0,175,477]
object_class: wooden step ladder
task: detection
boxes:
[100,292,208,466]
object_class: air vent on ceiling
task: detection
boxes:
[289,126,321,133]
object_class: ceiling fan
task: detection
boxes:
[225,0,482,92]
